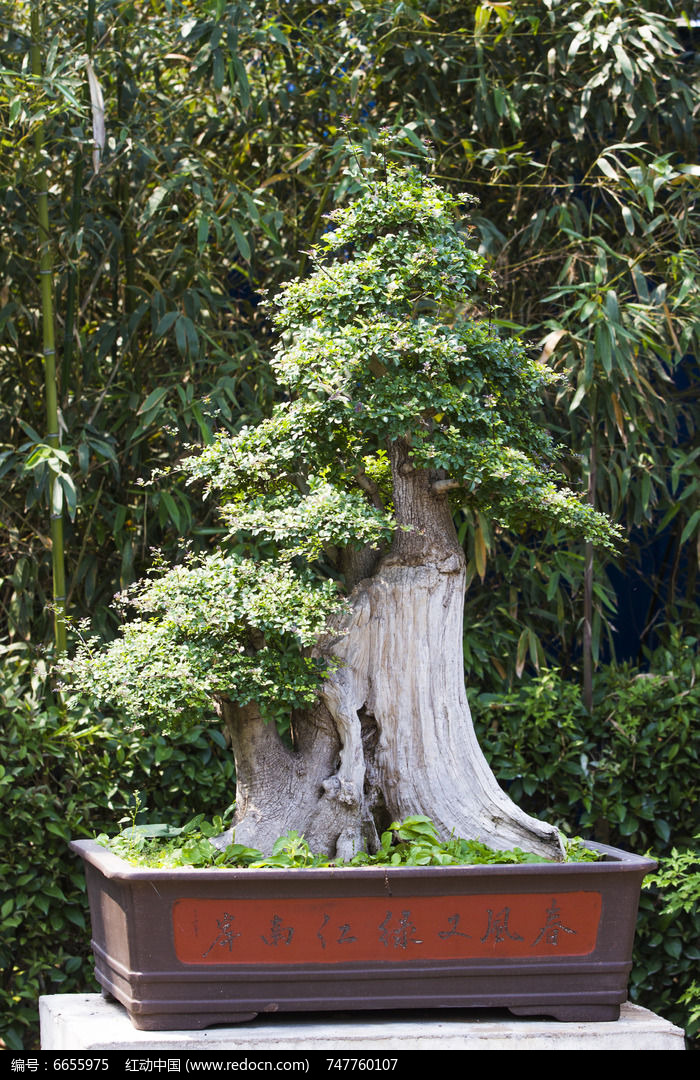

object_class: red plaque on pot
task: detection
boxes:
[172,890,602,965]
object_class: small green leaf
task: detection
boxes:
[621,205,635,235]
[175,315,188,356]
[679,509,700,547]
[232,56,250,110]
[137,387,169,416]
[155,311,179,337]
[145,184,168,219]
[596,157,619,181]
[515,628,528,678]
[197,215,210,252]
[231,221,251,262]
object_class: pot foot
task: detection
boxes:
[509,1004,621,1023]
[128,1011,259,1030]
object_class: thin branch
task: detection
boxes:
[355,469,385,512]
[432,478,462,494]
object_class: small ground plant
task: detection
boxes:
[100,813,601,870]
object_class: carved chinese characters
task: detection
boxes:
[173,892,601,965]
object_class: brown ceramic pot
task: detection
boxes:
[71,838,655,1031]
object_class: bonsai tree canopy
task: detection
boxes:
[65,166,619,862]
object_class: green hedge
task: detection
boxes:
[472,633,700,1040]
[0,649,234,1052]
[2,638,698,1049]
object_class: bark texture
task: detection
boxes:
[218,440,564,861]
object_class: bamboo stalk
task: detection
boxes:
[63,0,96,400]
[583,420,597,714]
[31,2,67,654]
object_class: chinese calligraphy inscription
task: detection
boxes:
[173,891,601,965]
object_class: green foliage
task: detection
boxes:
[472,633,700,852]
[267,164,620,544]
[60,166,619,725]
[646,843,700,919]
[0,650,234,1052]
[98,813,601,870]
[642,843,700,1037]
[2,0,698,671]
[1,1,281,645]
[60,551,342,727]
[472,634,700,1039]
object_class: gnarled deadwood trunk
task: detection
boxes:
[217,440,564,861]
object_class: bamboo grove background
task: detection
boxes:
[1,0,698,682]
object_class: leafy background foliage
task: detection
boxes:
[1,0,698,665]
[0,648,235,1053]
[0,0,698,1050]
[471,632,700,1045]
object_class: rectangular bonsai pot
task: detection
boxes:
[71,838,655,1031]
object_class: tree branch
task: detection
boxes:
[431,478,462,494]
[355,468,385,511]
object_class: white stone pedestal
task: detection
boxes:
[39,995,686,1051]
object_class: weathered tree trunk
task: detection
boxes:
[217,440,564,861]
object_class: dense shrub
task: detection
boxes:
[0,649,234,1052]
[473,633,700,1040]
[643,844,700,1039]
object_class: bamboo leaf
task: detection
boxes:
[515,629,528,678]
[474,524,487,581]
[610,393,627,445]
[232,56,250,111]
[78,442,90,473]
[567,29,587,62]
[197,214,210,252]
[266,24,292,53]
[184,316,199,357]
[474,5,492,39]
[86,436,118,463]
[528,627,541,671]
[680,510,700,548]
[173,316,188,356]
[145,185,168,219]
[155,311,178,337]
[676,163,700,178]
[231,221,251,262]
[86,59,105,173]
[596,156,620,181]
[137,387,168,416]
[539,328,566,363]
[160,491,182,532]
[595,321,612,375]
[546,572,560,602]
[212,48,224,90]
[621,205,635,235]
[60,474,77,521]
[613,44,635,84]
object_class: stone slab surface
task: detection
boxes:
[40,995,686,1051]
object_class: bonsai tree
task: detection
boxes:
[65,164,619,862]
